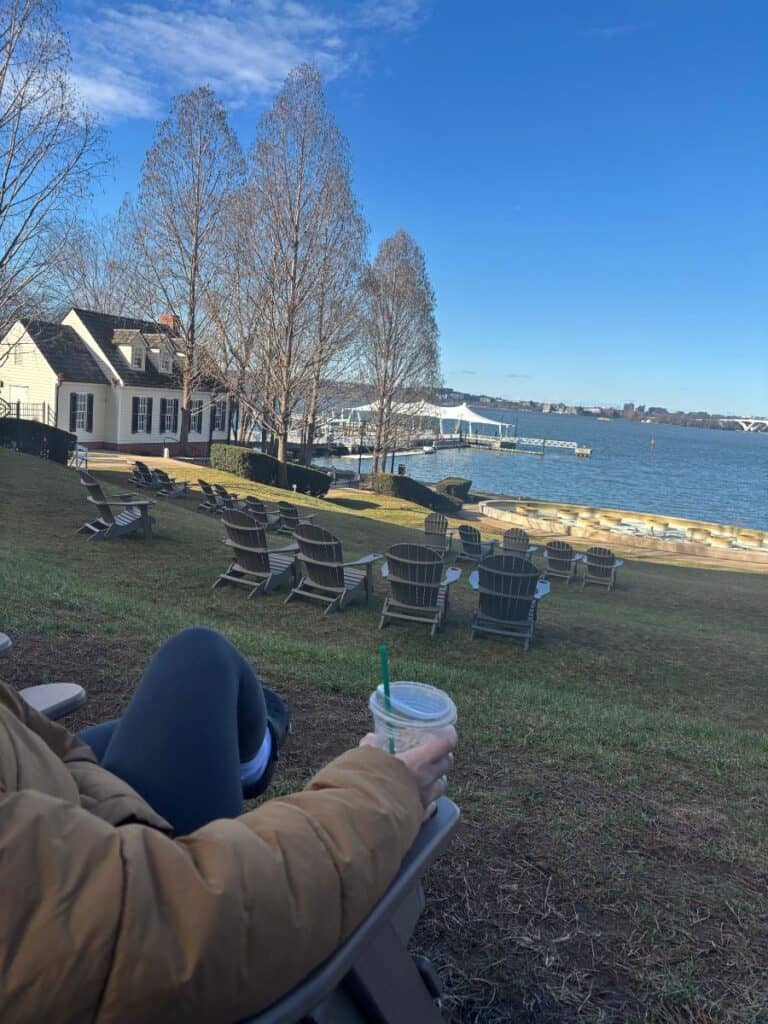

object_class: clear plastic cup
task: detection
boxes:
[369,681,457,753]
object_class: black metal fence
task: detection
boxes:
[0,400,56,425]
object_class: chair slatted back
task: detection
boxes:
[80,472,116,525]
[135,461,153,482]
[477,555,540,623]
[386,544,443,610]
[153,468,172,485]
[198,479,215,496]
[458,525,483,559]
[279,502,302,532]
[546,540,575,573]
[294,524,345,591]
[213,484,236,508]
[244,497,271,527]
[502,528,530,554]
[585,546,616,579]
[222,510,270,574]
[424,513,448,537]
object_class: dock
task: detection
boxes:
[466,436,592,457]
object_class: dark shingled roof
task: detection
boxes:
[22,320,107,384]
[70,308,182,388]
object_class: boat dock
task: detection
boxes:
[466,436,592,457]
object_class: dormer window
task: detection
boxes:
[131,346,144,370]
[160,349,172,373]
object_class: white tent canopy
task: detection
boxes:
[339,400,509,436]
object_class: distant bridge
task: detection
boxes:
[721,418,768,433]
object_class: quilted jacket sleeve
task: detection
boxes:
[1,746,423,1024]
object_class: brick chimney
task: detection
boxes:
[158,313,181,334]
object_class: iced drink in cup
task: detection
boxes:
[369,681,457,753]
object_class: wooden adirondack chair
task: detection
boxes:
[244,496,281,531]
[501,527,538,557]
[198,479,225,514]
[455,525,497,564]
[582,546,623,591]
[379,544,461,638]
[213,483,242,510]
[129,461,161,490]
[422,513,454,556]
[287,524,381,613]
[277,502,316,535]
[152,467,189,497]
[468,555,550,649]
[241,797,460,1024]
[543,540,582,583]
[77,472,155,541]
[212,510,298,597]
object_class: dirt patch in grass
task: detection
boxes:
[4,635,766,1024]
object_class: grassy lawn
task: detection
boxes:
[2,449,767,1022]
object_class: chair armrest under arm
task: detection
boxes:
[239,798,461,1024]
[344,553,383,567]
[535,580,551,600]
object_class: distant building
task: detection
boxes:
[623,403,636,418]
[0,308,230,455]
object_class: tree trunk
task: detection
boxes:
[303,375,320,465]
[179,372,192,455]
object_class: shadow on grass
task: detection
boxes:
[326,497,380,511]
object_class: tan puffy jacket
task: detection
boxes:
[0,683,423,1023]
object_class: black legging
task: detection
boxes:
[78,627,268,836]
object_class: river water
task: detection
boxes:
[317,412,768,531]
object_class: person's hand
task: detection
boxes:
[360,726,457,818]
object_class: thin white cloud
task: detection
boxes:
[64,0,429,120]
[585,24,642,41]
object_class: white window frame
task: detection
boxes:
[214,399,227,432]
[190,399,203,434]
[74,393,89,430]
[162,398,179,434]
[160,348,172,373]
[131,346,144,370]
[135,396,151,432]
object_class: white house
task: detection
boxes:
[0,308,230,455]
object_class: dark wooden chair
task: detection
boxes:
[379,544,461,638]
[77,472,155,541]
[198,479,224,514]
[422,513,454,556]
[501,527,537,557]
[543,540,582,583]
[278,501,316,535]
[240,798,460,1024]
[129,460,161,490]
[468,555,550,649]
[244,496,281,531]
[212,510,298,597]
[456,525,497,564]
[582,546,623,591]
[213,483,242,510]
[152,467,189,497]
[287,524,381,613]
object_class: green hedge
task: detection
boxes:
[363,472,461,514]
[0,418,74,465]
[433,476,472,502]
[210,444,332,497]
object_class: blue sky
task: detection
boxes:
[62,0,767,414]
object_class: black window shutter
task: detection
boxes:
[146,398,153,434]
[172,400,178,433]
[131,397,139,434]
[86,394,93,432]
[69,393,77,431]
[159,398,166,433]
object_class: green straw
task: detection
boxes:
[379,644,395,754]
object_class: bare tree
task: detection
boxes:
[247,63,362,478]
[129,86,244,452]
[47,206,135,316]
[0,0,105,360]
[357,230,440,473]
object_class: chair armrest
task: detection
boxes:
[380,561,389,578]
[107,498,155,508]
[239,798,460,1024]
[442,567,462,587]
[535,580,551,600]
[528,545,539,555]
[344,553,383,567]
[109,492,139,501]
[574,553,587,562]
[272,543,300,554]
[614,560,624,568]
[468,569,479,590]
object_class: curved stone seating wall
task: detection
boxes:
[478,498,768,568]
